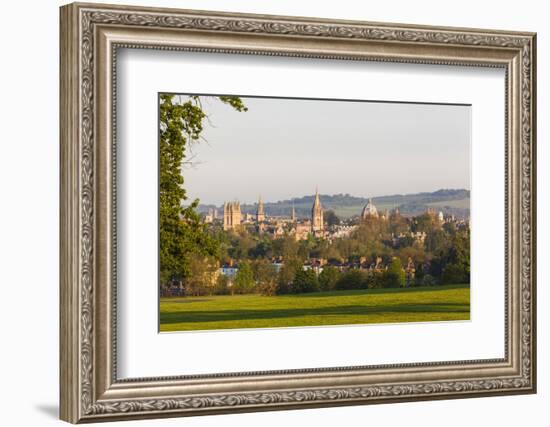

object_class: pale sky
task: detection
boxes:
[170,94,471,206]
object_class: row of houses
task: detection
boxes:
[219,256,405,279]
[162,255,420,296]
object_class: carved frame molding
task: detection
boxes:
[60,2,536,423]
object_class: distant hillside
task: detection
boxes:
[197,189,470,219]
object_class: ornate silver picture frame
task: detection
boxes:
[60,2,536,423]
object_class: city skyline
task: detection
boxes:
[193,186,471,208]
[178,95,471,205]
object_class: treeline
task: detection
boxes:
[188,256,464,297]
[170,212,469,296]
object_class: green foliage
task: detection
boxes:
[292,268,319,293]
[336,269,368,290]
[272,236,301,261]
[389,214,409,236]
[233,261,256,294]
[159,94,247,286]
[412,263,425,286]
[252,260,278,296]
[367,270,385,289]
[435,228,470,284]
[350,216,391,260]
[183,255,218,296]
[443,221,457,235]
[276,258,302,294]
[396,235,414,248]
[442,263,468,284]
[421,274,437,287]
[447,230,470,279]
[214,274,231,295]
[218,96,248,112]
[249,239,273,259]
[228,232,255,260]
[424,228,449,254]
[319,266,341,291]
[324,210,341,226]
[382,258,406,288]
[413,213,435,233]
[397,246,427,267]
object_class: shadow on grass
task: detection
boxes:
[159,302,469,325]
[163,298,213,304]
[286,284,470,298]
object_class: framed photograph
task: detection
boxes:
[60,2,537,423]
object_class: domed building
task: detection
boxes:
[361,198,379,219]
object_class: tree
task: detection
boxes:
[292,268,319,293]
[446,230,470,283]
[443,221,457,236]
[396,235,414,248]
[442,263,467,284]
[324,210,341,226]
[214,274,230,295]
[389,214,409,236]
[319,266,340,291]
[382,257,406,288]
[249,239,273,259]
[159,94,247,286]
[233,261,255,294]
[352,216,390,259]
[183,255,218,296]
[336,269,368,290]
[397,245,427,266]
[367,270,385,289]
[273,236,300,261]
[421,274,437,286]
[228,232,255,260]
[252,259,278,296]
[424,228,449,254]
[413,213,435,233]
[276,258,302,294]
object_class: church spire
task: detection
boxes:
[311,187,324,234]
[313,186,321,208]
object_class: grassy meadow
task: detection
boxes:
[159,284,470,332]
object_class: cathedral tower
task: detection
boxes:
[223,201,241,231]
[256,196,265,223]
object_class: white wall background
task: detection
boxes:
[0,0,545,426]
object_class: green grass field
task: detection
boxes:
[159,284,470,332]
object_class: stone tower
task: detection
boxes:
[256,196,265,223]
[311,188,324,233]
[223,201,241,231]
[291,205,297,222]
